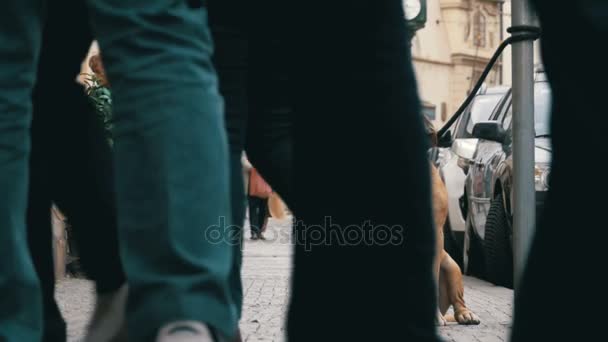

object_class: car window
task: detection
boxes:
[453,105,472,139]
[534,82,552,136]
[457,93,505,139]
[491,94,510,128]
[497,82,552,136]
[502,103,513,130]
[489,89,512,121]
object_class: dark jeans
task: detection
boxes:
[248,196,268,236]
[209,4,295,318]
[288,3,436,341]
[209,1,438,341]
[28,2,126,341]
[511,1,606,340]
[210,23,249,321]
[1,1,237,340]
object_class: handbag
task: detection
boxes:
[248,168,272,198]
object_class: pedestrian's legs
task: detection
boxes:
[227,152,245,321]
[29,44,65,339]
[85,1,236,339]
[259,198,269,235]
[209,21,250,321]
[46,76,126,296]
[511,1,606,340]
[26,163,64,342]
[0,1,45,340]
[26,2,127,338]
[48,86,128,341]
[248,196,262,237]
[286,0,439,340]
[246,27,294,204]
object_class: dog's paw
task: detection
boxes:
[436,311,448,326]
[455,309,480,325]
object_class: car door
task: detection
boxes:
[467,93,511,239]
[484,100,513,207]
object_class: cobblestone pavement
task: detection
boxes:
[57,217,513,341]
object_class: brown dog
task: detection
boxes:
[425,117,479,326]
[432,163,480,325]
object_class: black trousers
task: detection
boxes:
[511,1,606,341]
[28,2,125,341]
[248,196,268,235]
[209,1,438,341]
[209,3,295,318]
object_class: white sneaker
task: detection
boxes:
[84,284,128,342]
[156,321,217,342]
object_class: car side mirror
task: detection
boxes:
[452,138,478,160]
[438,130,452,148]
[472,121,507,143]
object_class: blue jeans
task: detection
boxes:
[0,1,236,340]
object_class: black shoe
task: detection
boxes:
[251,233,259,240]
[258,233,266,240]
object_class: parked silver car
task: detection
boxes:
[463,74,552,288]
[434,85,509,266]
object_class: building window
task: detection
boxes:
[473,11,487,47]
[488,70,498,85]
[468,69,484,92]
[422,101,436,120]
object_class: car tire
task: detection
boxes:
[443,220,464,270]
[464,216,485,278]
[484,192,514,288]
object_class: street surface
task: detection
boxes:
[57,217,513,342]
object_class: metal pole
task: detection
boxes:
[510,0,536,289]
[499,1,504,85]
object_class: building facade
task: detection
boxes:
[410,0,510,126]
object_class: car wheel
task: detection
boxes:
[484,192,514,288]
[464,216,485,278]
[443,220,464,270]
